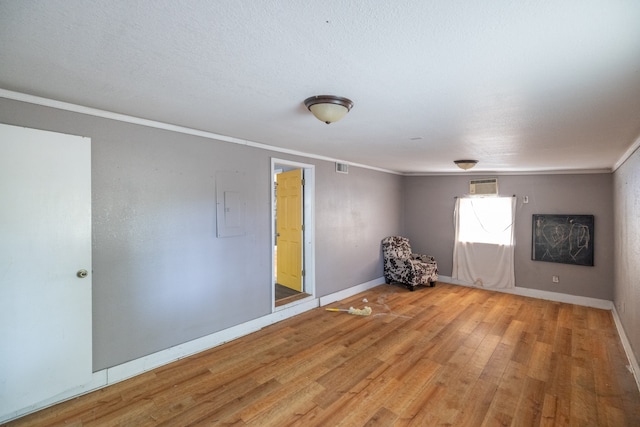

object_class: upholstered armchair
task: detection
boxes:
[381,236,438,291]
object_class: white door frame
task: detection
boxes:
[271,158,315,311]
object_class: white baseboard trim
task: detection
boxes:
[439,275,613,310]
[318,277,386,307]
[611,306,640,393]
[0,371,108,424]
[107,298,320,384]
[1,297,320,424]
[4,277,385,423]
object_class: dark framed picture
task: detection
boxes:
[532,214,594,266]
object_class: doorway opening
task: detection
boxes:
[271,159,315,309]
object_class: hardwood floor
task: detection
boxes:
[7,283,640,426]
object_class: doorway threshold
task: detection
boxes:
[275,292,312,308]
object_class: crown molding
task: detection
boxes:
[1,88,628,177]
[613,134,640,172]
[0,88,399,175]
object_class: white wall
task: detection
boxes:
[613,147,640,364]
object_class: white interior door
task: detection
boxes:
[0,123,92,417]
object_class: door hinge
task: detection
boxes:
[301,179,305,186]
[301,224,305,231]
[302,270,305,277]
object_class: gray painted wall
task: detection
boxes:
[404,174,614,300]
[613,148,640,364]
[0,99,404,370]
[315,161,404,295]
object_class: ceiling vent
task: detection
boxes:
[469,178,498,195]
[335,162,349,174]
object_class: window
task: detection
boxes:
[453,196,516,289]
[457,197,514,245]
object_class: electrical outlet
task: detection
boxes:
[552,275,559,283]
[523,196,529,204]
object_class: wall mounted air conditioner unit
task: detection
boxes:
[469,178,498,195]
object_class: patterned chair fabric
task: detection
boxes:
[381,236,438,291]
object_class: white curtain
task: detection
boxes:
[452,196,516,289]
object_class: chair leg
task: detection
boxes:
[407,284,415,292]
[430,281,436,287]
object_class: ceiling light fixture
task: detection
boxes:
[304,95,354,124]
[454,160,478,170]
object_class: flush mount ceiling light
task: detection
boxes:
[304,95,354,124]
[454,160,478,170]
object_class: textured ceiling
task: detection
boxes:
[1,1,640,173]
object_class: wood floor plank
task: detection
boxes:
[237,371,324,424]
[363,407,399,426]
[571,364,599,425]
[382,356,442,416]
[313,354,385,409]
[332,370,401,426]
[511,330,535,365]
[482,360,529,426]
[6,283,639,427]
[554,326,573,356]
[528,341,554,382]
[512,376,546,426]
[540,393,561,427]
[544,353,573,424]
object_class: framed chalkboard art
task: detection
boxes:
[532,214,594,266]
